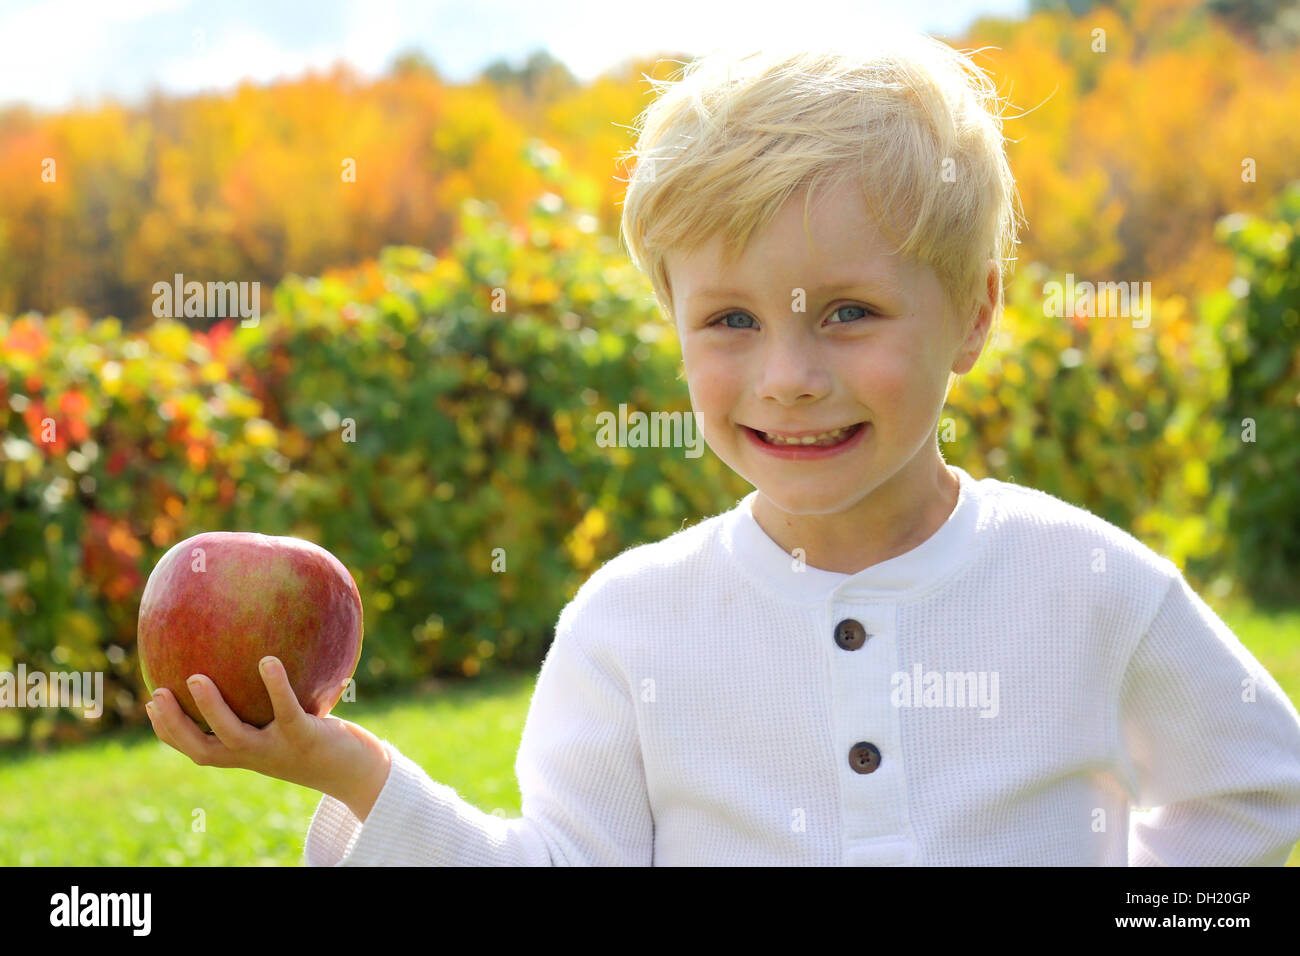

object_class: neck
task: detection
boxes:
[750,458,959,575]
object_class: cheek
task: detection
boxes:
[842,349,912,404]
[686,376,737,440]
[837,347,939,433]
[682,341,740,415]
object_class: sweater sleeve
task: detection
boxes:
[1118,569,1300,866]
[303,614,654,866]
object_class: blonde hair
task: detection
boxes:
[618,35,1024,350]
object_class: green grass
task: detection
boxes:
[2,598,1298,866]
[0,670,535,866]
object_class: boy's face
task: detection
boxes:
[666,176,993,543]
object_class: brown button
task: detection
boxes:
[849,742,881,774]
[834,618,869,650]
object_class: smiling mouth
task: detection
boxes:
[747,422,866,447]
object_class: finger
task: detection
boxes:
[186,674,257,752]
[258,657,308,733]
[147,688,232,768]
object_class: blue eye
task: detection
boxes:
[709,305,876,329]
[716,311,757,329]
[827,305,874,324]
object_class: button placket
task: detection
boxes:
[828,601,910,851]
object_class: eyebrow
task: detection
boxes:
[683,276,900,305]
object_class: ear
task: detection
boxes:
[951,260,998,376]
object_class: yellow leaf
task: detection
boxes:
[244,418,277,447]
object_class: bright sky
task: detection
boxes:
[0,0,1028,112]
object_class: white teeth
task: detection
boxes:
[760,424,856,446]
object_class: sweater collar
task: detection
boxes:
[719,464,987,604]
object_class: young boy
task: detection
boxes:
[146,36,1300,865]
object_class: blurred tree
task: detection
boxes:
[1205,182,1300,605]
[0,5,1297,331]
[1209,0,1300,46]
[389,47,441,80]
[482,49,579,106]
[1030,0,1119,14]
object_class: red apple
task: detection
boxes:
[137,532,363,731]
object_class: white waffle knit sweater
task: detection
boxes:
[304,464,1300,865]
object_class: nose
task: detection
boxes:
[753,334,832,405]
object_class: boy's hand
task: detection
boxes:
[145,655,391,821]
